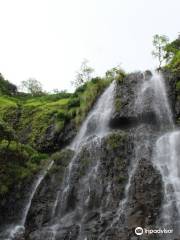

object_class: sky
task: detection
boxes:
[0,0,179,92]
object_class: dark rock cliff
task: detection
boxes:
[24,70,178,240]
[1,70,179,240]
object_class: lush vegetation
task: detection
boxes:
[152,34,169,69]
[0,69,122,196]
[0,141,47,196]
[0,77,111,150]
[164,36,180,75]
[151,34,180,75]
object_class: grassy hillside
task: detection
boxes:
[0,77,111,151]
[0,76,114,196]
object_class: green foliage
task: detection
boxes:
[0,76,110,150]
[68,98,80,108]
[176,81,180,92]
[114,98,121,112]
[54,121,64,133]
[20,78,43,96]
[72,59,94,87]
[0,119,16,144]
[106,131,127,150]
[56,111,68,121]
[105,66,126,83]
[165,37,180,60]
[73,78,110,126]
[166,51,180,75]
[0,66,123,200]
[164,36,180,75]
[74,83,87,94]
[51,149,74,166]
[0,141,48,196]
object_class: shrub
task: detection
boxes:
[68,98,80,108]
[115,98,121,112]
[57,111,68,121]
[75,83,87,94]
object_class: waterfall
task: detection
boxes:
[101,71,176,238]
[50,81,115,239]
[3,71,179,239]
[150,72,180,236]
[0,161,54,240]
[71,81,115,151]
[154,132,180,226]
[136,72,174,128]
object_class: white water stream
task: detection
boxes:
[51,82,115,239]
[104,72,176,236]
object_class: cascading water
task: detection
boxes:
[154,131,180,230]
[149,73,180,238]
[136,72,174,128]
[100,71,177,239]
[2,71,179,240]
[49,81,115,239]
[0,161,54,240]
[70,81,116,150]
[139,71,180,238]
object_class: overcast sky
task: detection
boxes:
[0,0,179,92]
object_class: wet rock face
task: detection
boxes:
[97,124,162,240]
[23,72,162,240]
[162,70,180,126]
[110,72,143,128]
[34,121,77,153]
[109,72,160,129]
[3,71,179,240]
[24,131,133,240]
[127,158,162,229]
[25,149,74,236]
[0,179,33,228]
[24,127,163,240]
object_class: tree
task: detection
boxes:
[164,36,180,62]
[72,59,94,87]
[105,65,125,82]
[164,35,180,73]
[20,78,43,96]
[152,34,169,69]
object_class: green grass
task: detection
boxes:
[0,77,111,151]
[0,70,122,200]
[0,96,17,106]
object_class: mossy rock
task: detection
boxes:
[176,80,180,92]
[79,157,91,177]
[51,149,74,167]
[0,141,48,196]
[114,98,121,112]
[105,131,127,150]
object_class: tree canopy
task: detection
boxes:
[20,78,43,96]
[72,59,94,88]
[152,34,169,69]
